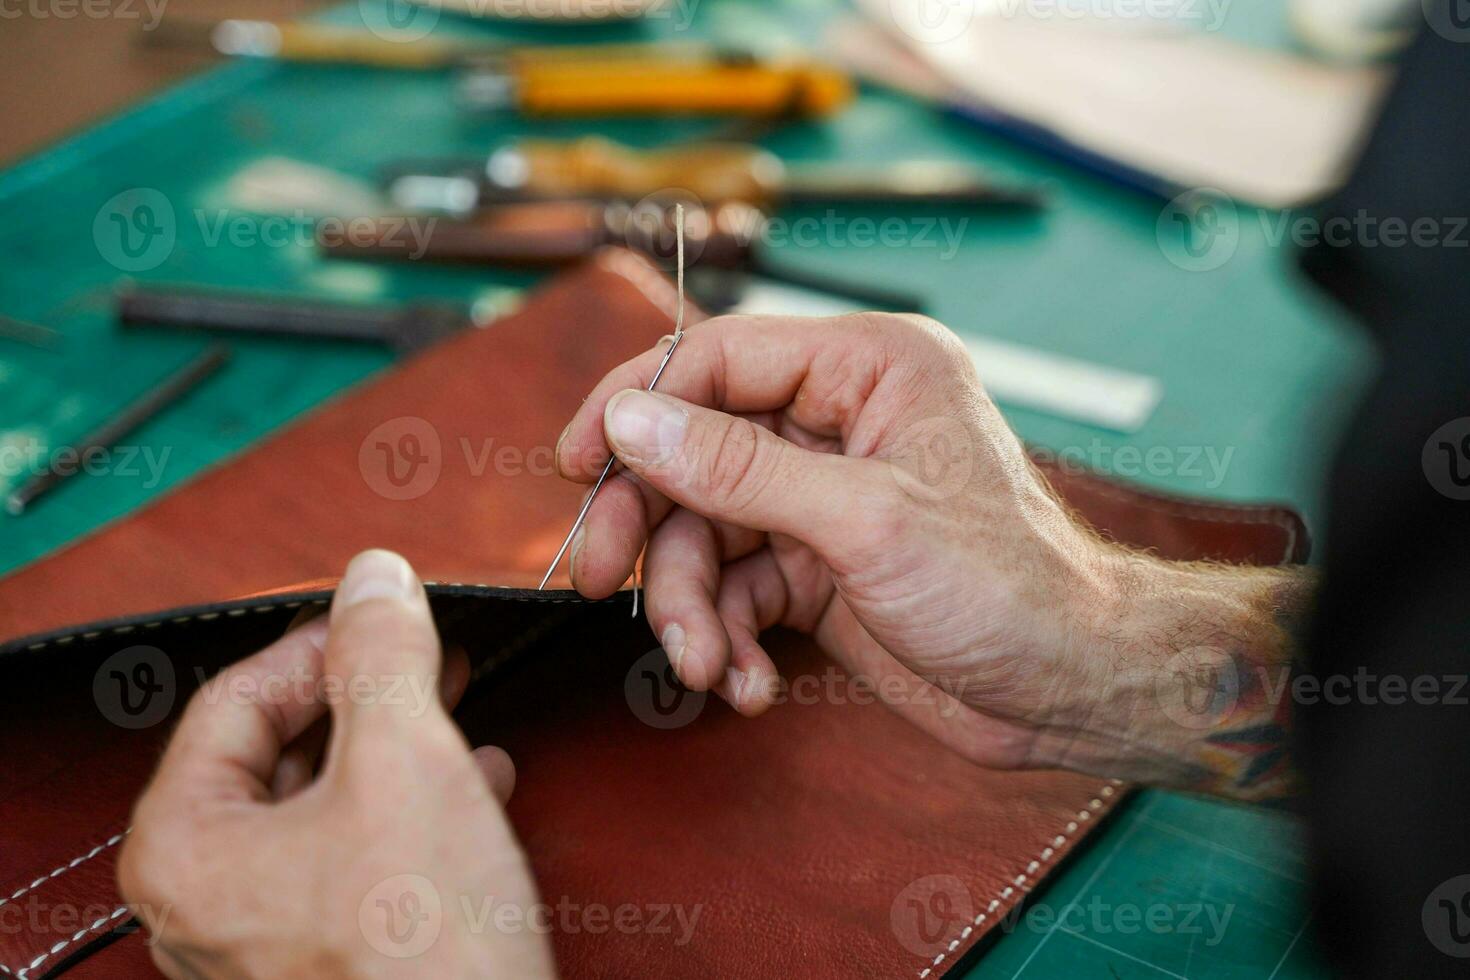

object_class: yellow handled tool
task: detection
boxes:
[461,60,853,117]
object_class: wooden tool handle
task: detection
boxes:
[272,24,463,69]
[515,137,785,205]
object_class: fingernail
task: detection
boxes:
[662,623,687,673]
[568,525,587,582]
[605,390,687,464]
[725,666,747,705]
[554,422,571,459]
[338,549,418,608]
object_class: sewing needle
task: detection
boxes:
[538,204,687,594]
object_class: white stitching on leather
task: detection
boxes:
[914,780,1123,978]
[5,905,129,979]
[0,833,132,979]
[13,586,602,653]
[0,832,129,910]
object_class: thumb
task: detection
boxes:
[603,388,885,557]
[323,549,447,738]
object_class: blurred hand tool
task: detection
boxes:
[384,137,1045,213]
[459,58,852,117]
[319,199,924,312]
[118,286,471,355]
[413,0,667,23]
[0,314,62,350]
[320,198,758,267]
[6,344,230,516]
[139,19,717,71]
[685,266,922,317]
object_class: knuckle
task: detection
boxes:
[901,313,970,362]
[852,312,971,370]
[699,417,773,513]
[117,821,181,911]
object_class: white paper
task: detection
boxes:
[847,1,1387,207]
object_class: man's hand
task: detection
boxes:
[117,549,556,979]
[559,313,1311,801]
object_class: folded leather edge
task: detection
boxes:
[0,585,628,661]
[0,585,632,978]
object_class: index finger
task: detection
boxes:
[557,313,929,480]
[150,616,332,804]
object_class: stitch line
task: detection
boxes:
[0,832,129,911]
[913,781,1122,978]
[6,586,623,653]
[7,905,129,979]
[1,590,600,971]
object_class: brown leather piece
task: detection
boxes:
[0,250,1307,978]
[1035,458,1309,566]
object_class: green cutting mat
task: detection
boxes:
[0,0,1373,975]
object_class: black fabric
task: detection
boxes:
[1297,10,1470,978]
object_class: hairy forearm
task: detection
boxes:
[1051,548,1315,803]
